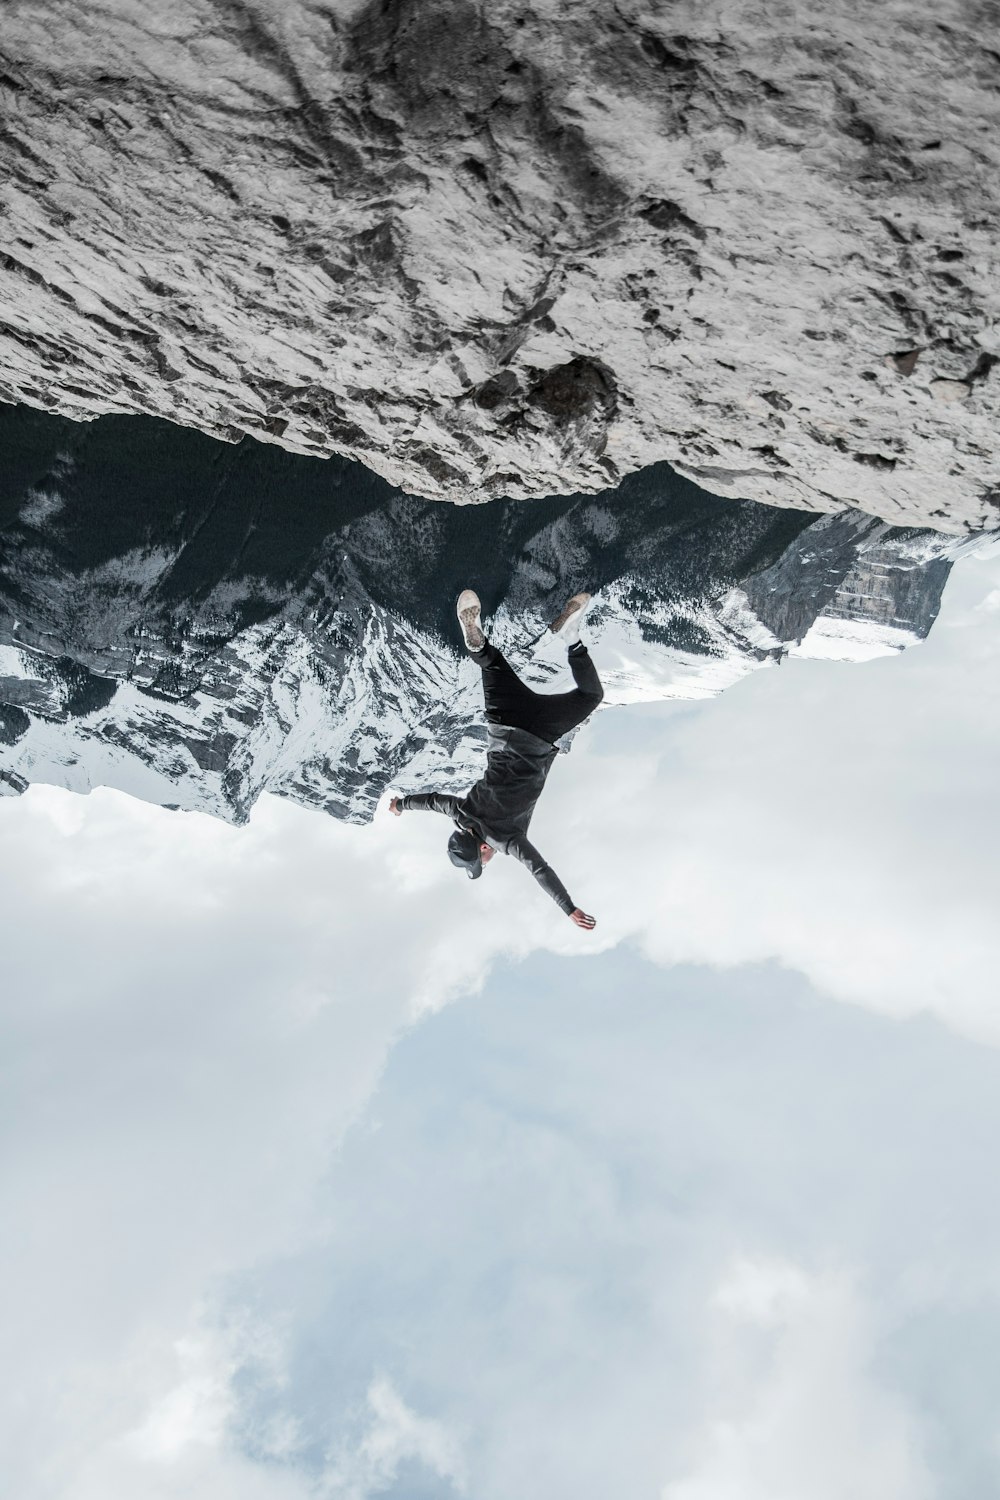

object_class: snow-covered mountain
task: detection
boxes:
[0,403,970,824]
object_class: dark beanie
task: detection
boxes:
[447,828,483,880]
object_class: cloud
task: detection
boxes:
[537,546,1000,1042]
[320,1377,465,1500]
[0,756,597,1497]
[220,952,1000,1500]
[0,784,513,1499]
[15,1319,309,1500]
[663,1259,931,1500]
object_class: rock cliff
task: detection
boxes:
[1,1,998,530]
[0,404,965,823]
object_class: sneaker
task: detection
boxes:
[456,588,486,652]
[548,592,592,648]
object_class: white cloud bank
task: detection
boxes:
[664,1259,931,1500]
[320,1376,466,1500]
[0,784,492,1500]
[548,543,1000,1042]
[221,950,1000,1500]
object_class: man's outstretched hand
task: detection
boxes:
[389,796,402,816]
[570,909,596,930]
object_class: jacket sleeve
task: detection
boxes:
[509,836,575,915]
[397,792,463,818]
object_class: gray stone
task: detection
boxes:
[0,0,998,530]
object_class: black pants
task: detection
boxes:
[471,640,604,744]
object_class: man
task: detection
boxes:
[389,589,603,929]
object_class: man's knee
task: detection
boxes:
[577,664,604,703]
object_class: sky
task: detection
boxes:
[1,543,999,1500]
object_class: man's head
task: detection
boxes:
[447,829,494,879]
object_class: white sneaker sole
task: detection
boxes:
[456,589,485,651]
[549,592,592,636]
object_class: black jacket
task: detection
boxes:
[396,723,575,913]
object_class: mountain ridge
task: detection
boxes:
[0,404,971,824]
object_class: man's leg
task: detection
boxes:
[469,641,542,730]
[526,643,605,743]
[457,591,546,732]
[567,641,603,700]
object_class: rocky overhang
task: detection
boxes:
[0,0,997,530]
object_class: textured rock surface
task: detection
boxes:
[1,0,998,530]
[0,404,967,824]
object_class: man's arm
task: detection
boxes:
[509,836,596,928]
[390,792,463,818]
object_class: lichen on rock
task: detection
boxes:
[0,0,997,530]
